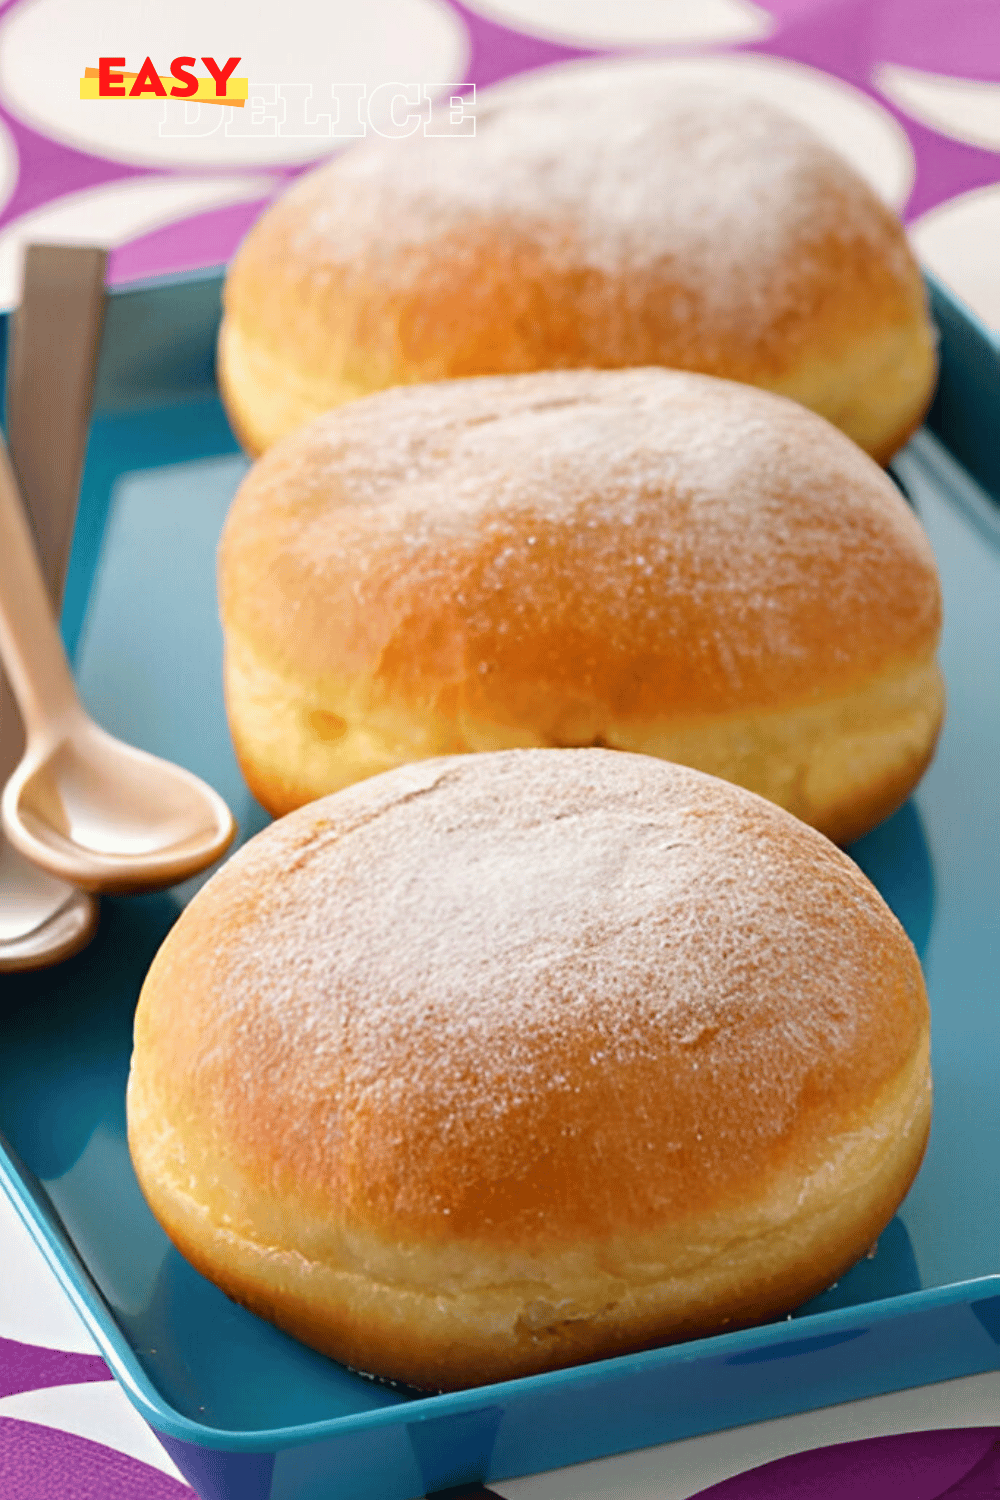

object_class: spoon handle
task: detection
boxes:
[1,245,107,780]
[0,430,81,737]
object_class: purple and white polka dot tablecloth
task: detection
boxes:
[0,0,999,326]
[1,1,998,1496]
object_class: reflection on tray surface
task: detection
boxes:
[848,800,935,960]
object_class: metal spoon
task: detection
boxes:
[0,245,104,969]
[0,432,236,895]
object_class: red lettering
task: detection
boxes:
[128,56,166,97]
[201,55,240,98]
[98,56,126,97]
[169,56,198,99]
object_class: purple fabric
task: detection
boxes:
[106,197,275,284]
[942,1435,1000,1496]
[451,0,598,90]
[0,1418,192,1499]
[691,1429,1000,1500]
[0,1337,112,1399]
[872,0,1000,79]
[756,0,1000,218]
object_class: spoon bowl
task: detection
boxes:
[0,832,99,969]
[1,430,236,896]
[3,714,236,895]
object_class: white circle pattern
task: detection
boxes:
[460,0,772,47]
[912,184,1000,333]
[875,65,1000,154]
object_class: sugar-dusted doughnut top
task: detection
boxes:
[219,63,935,459]
[129,750,929,1248]
[218,367,941,720]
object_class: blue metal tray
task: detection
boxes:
[1,270,998,1500]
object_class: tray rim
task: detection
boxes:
[3,1138,998,1450]
[1,266,999,1456]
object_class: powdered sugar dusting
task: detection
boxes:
[269,65,914,359]
[182,751,924,1234]
[221,367,940,709]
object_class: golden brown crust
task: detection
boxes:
[218,64,937,459]
[127,751,931,1389]
[217,367,944,839]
